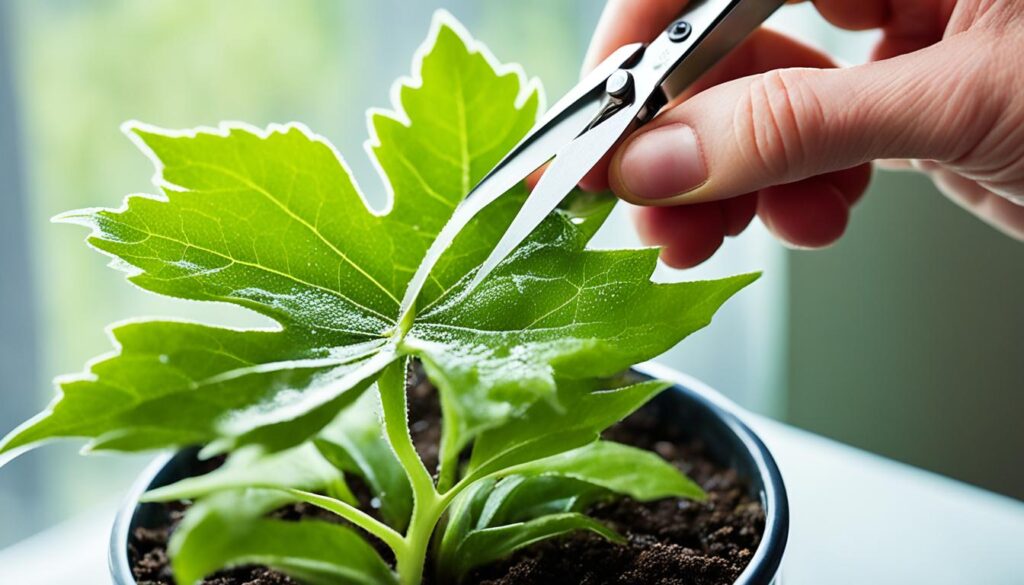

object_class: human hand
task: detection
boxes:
[583,0,1024,267]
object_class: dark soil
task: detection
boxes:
[130,366,764,585]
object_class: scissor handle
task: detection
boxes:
[638,0,787,103]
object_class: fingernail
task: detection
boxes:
[619,124,707,200]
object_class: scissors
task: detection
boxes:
[399,0,787,317]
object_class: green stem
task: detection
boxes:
[395,494,442,585]
[394,483,467,585]
[378,359,440,585]
[378,359,436,501]
[433,368,466,494]
[435,407,460,494]
[436,449,458,494]
[285,489,405,553]
[377,360,483,584]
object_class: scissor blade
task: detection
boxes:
[466,106,638,292]
[395,99,600,319]
[396,44,646,320]
[462,97,602,216]
[462,42,645,215]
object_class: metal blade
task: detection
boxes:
[394,99,598,322]
[464,42,645,217]
[466,105,638,292]
[396,43,645,321]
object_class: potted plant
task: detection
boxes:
[0,12,787,585]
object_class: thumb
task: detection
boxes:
[610,40,992,205]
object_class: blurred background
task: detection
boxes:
[0,0,1021,549]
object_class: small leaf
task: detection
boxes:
[435,478,497,573]
[314,389,413,530]
[436,474,612,582]
[171,491,396,585]
[475,475,609,528]
[501,440,706,502]
[464,379,671,481]
[451,513,623,581]
[142,442,350,504]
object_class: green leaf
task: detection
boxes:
[314,388,413,530]
[437,441,703,581]
[474,475,609,528]
[0,321,389,457]
[464,379,671,482]
[435,478,497,571]
[436,473,619,582]
[405,209,759,466]
[171,490,395,585]
[1,11,756,496]
[500,440,706,502]
[141,442,351,504]
[0,15,541,459]
[450,513,622,581]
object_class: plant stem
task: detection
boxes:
[377,360,482,584]
[394,482,466,585]
[378,359,436,504]
[395,494,442,585]
[286,489,405,553]
[378,359,440,585]
[435,391,460,493]
[436,449,458,494]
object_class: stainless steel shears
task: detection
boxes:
[399,0,787,315]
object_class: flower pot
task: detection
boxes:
[110,364,788,584]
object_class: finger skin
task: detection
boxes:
[584,0,956,198]
[633,168,860,266]
[583,0,686,73]
[611,34,994,208]
[931,168,1024,240]
[583,27,838,192]
[589,15,874,262]
[584,0,952,71]
[633,202,726,268]
[811,0,890,30]
[722,193,758,236]
[830,164,873,205]
[758,178,850,249]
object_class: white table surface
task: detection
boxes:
[1,418,1021,585]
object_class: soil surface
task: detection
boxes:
[130,366,764,585]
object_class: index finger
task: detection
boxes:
[583,0,895,75]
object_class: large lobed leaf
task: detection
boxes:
[0,12,756,466]
[0,16,537,459]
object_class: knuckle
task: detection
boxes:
[733,69,826,181]
[943,35,1024,184]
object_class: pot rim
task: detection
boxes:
[634,362,788,585]
[110,363,788,584]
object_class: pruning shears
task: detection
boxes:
[400,0,786,315]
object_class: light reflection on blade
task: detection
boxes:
[395,43,646,323]
[395,91,601,322]
[465,106,637,293]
